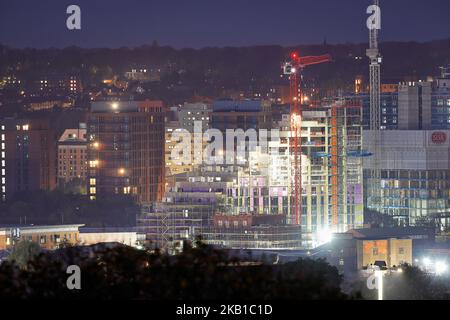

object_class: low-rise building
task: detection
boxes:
[323,227,432,276]
[0,224,83,250]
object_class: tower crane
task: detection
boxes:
[366,0,382,212]
[283,52,332,225]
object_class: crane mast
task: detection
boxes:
[366,0,382,211]
[367,0,381,131]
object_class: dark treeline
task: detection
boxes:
[1,241,447,299]
[0,242,348,300]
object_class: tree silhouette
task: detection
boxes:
[0,242,348,300]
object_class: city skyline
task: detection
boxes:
[1,0,450,302]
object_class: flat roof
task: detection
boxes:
[0,224,85,233]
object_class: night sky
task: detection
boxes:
[0,0,449,49]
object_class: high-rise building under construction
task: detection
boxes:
[140,100,365,249]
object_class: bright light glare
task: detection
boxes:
[317,228,332,245]
[111,103,119,110]
[435,261,448,275]
[375,270,383,300]
[423,257,432,266]
[291,114,302,126]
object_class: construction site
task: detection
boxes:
[137,0,387,251]
[138,96,366,249]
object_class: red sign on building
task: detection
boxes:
[431,132,447,144]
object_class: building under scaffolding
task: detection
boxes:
[202,214,303,250]
[265,103,364,247]
[137,171,232,251]
[143,100,365,250]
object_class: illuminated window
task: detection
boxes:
[89,187,96,194]
[89,160,98,168]
[89,178,96,185]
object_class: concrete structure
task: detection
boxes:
[165,103,211,179]
[211,99,272,134]
[0,117,57,201]
[57,127,87,186]
[398,81,432,130]
[334,66,450,131]
[0,224,83,250]
[431,65,450,129]
[178,102,211,133]
[203,214,302,250]
[364,130,450,227]
[87,100,165,203]
[330,93,398,130]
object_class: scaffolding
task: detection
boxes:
[137,200,216,251]
[202,224,303,250]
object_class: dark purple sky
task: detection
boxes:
[0,0,449,48]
